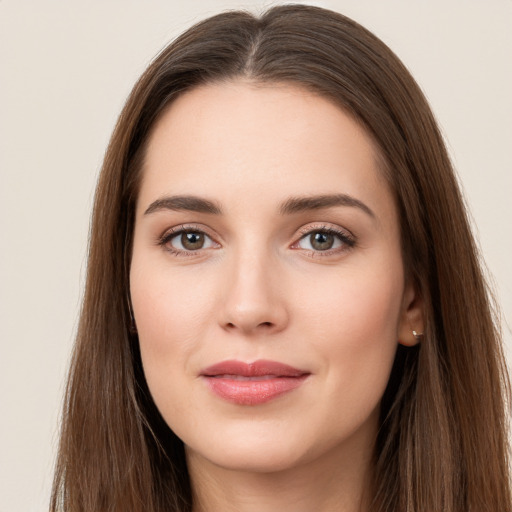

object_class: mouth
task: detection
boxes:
[200,360,310,405]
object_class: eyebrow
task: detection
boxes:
[279,194,375,218]
[144,193,374,218]
[144,195,222,215]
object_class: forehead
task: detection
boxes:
[138,81,392,218]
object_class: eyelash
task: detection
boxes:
[157,224,356,258]
[157,224,218,257]
[292,225,356,256]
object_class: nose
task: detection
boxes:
[218,251,289,336]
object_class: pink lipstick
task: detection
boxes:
[200,360,310,405]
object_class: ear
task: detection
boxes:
[397,280,424,347]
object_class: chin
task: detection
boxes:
[186,438,307,474]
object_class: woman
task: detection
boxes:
[50,4,511,511]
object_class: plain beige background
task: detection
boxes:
[1,1,511,510]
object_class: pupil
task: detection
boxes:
[182,232,204,250]
[311,232,334,250]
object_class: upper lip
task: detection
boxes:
[201,359,309,378]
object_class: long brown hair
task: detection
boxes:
[51,5,511,511]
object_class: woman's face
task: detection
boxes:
[130,82,421,475]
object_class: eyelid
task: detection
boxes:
[156,222,355,257]
[157,223,221,255]
[290,223,356,254]
[295,222,353,238]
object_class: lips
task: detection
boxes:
[200,360,310,405]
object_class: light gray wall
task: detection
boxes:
[1,1,510,510]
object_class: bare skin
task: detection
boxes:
[188,422,374,512]
[130,81,423,512]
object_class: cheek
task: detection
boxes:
[129,258,216,407]
[298,261,403,338]
[297,266,403,408]
[131,260,214,348]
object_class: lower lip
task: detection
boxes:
[203,375,308,405]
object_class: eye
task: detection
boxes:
[159,228,218,254]
[293,227,355,253]
[299,231,340,251]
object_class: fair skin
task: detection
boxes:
[130,81,423,512]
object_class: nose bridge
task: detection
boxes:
[219,239,287,334]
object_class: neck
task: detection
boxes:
[187,437,374,512]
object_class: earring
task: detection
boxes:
[412,330,423,342]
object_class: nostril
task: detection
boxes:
[224,320,274,331]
